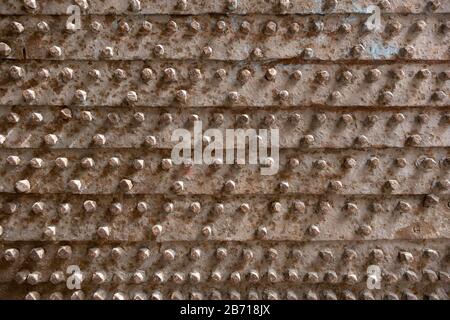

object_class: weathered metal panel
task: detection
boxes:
[1,14,449,61]
[1,0,450,15]
[0,62,449,107]
[0,0,448,300]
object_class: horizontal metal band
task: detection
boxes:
[0,192,448,240]
[1,0,450,15]
[0,61,449,107]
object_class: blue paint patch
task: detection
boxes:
[366,43,399,59]
[343,16,359,23]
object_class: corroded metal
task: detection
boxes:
[0,0,448,300]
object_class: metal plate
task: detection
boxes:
[0,0,448,300]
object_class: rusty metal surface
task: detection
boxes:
[0,0,449,300]
[1,0,450,14]
[1,14,449,60]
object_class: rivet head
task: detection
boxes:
[29,247,45,261]
[308,224,320,236]
[15,179,31,193]
[101,46,114,58]
[4,248,19,262]
[302,48,314,59]
[427,0,441,11]
[83,200,97,213]
[330,90,342,102]
[0,42,12,57]
[413,20,427,32]
[152,224,162,236]
[366,68,381,82]
[177,0,188,10]
[11,21,25,34]
[55,157,68,168]
[129,0,141,11]
[315,113,327,124]
[9,66,25,80]
[25,292,40,300]
[278,181,289,192]
[50,271,65,284]
[135,201,147,213]
[370,248,384,261]
[399,45,415,58]
[315,70,330,84]
[399,251,414,263]
[189,202,201,214]
[301,134,315,146]
[92,134,106,146]
[344,202,358,215]
[74,89,87,103]
[144,135,157,146]
[130,160,147,177]
[141,21,152,32]
[291,70,302,81]
[278,90,289,100]
[417,68,432,79]
[202,225,212,237]
[118,21,131,34]
[406,134,422,146]
[216,20,227,33]
[289,22,300,34]
[423,248,439,260]
[240,21,251,33]
[264,21,277,35]
[279,0,290,10]
[88,69,101,80]
[22,89,36,103]
[396,201,412,213]
[202,46,213,58]
[243,249,254,261]
[230,271,241,283]
[310,21,324,33]
[30,113,43,124]
[57,245,72,259]
[423,194,439,207]
[31,201,45,214]
[265,68,277,81]
[97,226,110,239]
[256,226,268,238]
[175,89,187,103]
[351,44,365,57]
[354,135,369,146]
[432,90,447,101]
[227,0,238,11]
[319,250,334,262]
[48,45,63,57]
[385,21,402,35]
[154,44,165,56]
[109,202,123,215]
[343,157,357,169]
[172,180,184,193]
[119,179,133,192]
[384,179,400,192]
[358,224,372,236]
[90,21,102,32]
